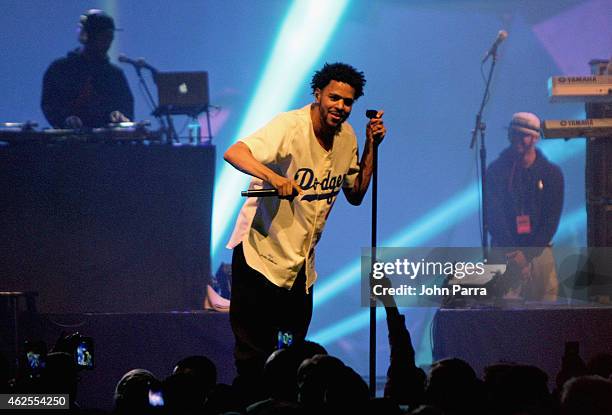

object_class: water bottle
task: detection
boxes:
[188,118,201,145]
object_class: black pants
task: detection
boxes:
[230,243,313,380]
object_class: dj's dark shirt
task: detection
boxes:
[41,50,134,128]
[485,147,564,255]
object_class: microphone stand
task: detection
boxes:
[369,132,380,397]
[470,50,500,256]
[130,64,175,143]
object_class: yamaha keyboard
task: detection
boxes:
[542,118,612,138]
[548,75,612,102]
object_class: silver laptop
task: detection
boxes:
[155,71,209,116]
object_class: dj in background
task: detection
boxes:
[41,9,134,129]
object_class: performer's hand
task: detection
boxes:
[110,110,130,123]
[520,265,532,282]
[270,174,302,199]
[506,250,528,269]
[64,115,83,129]
[366,110,386,145]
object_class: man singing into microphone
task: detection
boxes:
[41,9,133,128]
[224,62,386,401]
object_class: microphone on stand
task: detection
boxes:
[366,109,379,119]
[366,109,384,144]
[118,54,158,73]
[482,30,508,63]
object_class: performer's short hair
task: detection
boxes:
[311,62,366,99]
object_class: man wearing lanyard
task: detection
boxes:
[486,112,564,301]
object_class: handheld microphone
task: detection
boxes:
[366,109,379,119]
[241,188,299,198]
[241,189,278,197]
[118,54,158,73]
[482,30,508,63]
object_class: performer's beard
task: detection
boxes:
[317,104,347,135]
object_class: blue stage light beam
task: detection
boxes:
[310,309,384,345]
[210,0,350,260]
